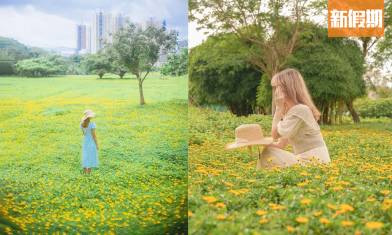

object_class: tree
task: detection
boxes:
[161,48,188,76]
[106,46,128,79]
[190,0,317,78]
[111,23,177,105]
[287,25,365,124]
[0,36,47,75]
[15,55,67,77]
[81,52,111,79]
[190,34,262,115]
[310,0,392,122]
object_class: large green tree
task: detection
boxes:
[81,52,111,79]
[287,26,365,124]
[111,23,177,105]
[190,0,318,78]
[190,34,262,115]
[15,55,67,77]
[310,0,392,122]
[161,48,188,76]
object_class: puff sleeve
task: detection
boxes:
[277,114,303,138]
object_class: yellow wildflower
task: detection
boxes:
[296,217,309,224]
[365,221,383,229]
[202,196,217,203]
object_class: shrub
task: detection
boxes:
[356,98,392,118]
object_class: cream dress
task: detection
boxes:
[257,104,330,169]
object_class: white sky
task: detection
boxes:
[188,21,208,48]
[0,0,187,49]
[0,5,75,48]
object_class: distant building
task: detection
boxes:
[89,12,131,53]
[76,12,179,56]
[76,25,87,51]
[114,14,129,32]
[91,11,105,53]
[177,40,188,51]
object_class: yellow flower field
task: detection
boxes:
[0,74,188,234]
[189,106,391,234]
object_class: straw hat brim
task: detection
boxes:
[225,137,274,150]
[81,113,96,121]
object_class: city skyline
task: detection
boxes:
[0,0,187,49]
[76,12,176,55]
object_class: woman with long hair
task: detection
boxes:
[257,68,331,169]
[80,109,99,174]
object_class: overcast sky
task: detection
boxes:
[0,0,187,49]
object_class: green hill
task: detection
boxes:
[0,37,48,75]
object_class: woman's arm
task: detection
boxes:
[268,138,289,149]
[271,87,285,139]
[271,108,284,139]
[92,129,99,150]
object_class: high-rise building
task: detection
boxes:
[114,14,129,33]
[91,11,105,53]
[79,12,173,55]
[90,12,130,53]
[76,24,87,52]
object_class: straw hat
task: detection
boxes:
[226,124,273,149]
[81,109,96,122]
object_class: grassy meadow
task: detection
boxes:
[0,73,188,234]
[189,106,391,235]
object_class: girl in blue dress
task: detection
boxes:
[80,110,99,174]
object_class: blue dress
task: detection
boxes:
[81,122,98,168]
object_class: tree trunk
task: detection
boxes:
[138,78,145,105]
[346,100,360,123]
[330,102,335,125]
[119,71,125,79]
[338,101,344,124]
[322,105,329,125]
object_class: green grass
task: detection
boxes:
[0,74,188,234]
[189,106,391,235]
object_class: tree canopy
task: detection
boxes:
[81,52,111,79]
[190,33,261,115]
[161,48,188,77]
[15,55,67,77]
[111,23,178,105]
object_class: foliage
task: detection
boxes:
[161,48,188,76]
[256,74,273,114]
[111,23,178,105]
[105,46,128,79]
[376,86,392,98]
[285,24,365,124]
[0,75,188,234]
[188,106,392,234]
[0,37,33,61]
[66,55,86,75]
[0,212,20,234]
[189,34,261,115]
[375,0,392,64]
[0,37,47,75]
[81,53,111,79]
[355,98,392,118]
[15,55,67,77]
[189,0,318,77]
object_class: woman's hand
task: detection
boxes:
[271,86,286,139]
[268,138,289,149]
[274,86,285,112]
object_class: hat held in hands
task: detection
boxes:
[226,124,273,149]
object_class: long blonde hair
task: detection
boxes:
[271,68,320,121]
[81,118,90,128]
